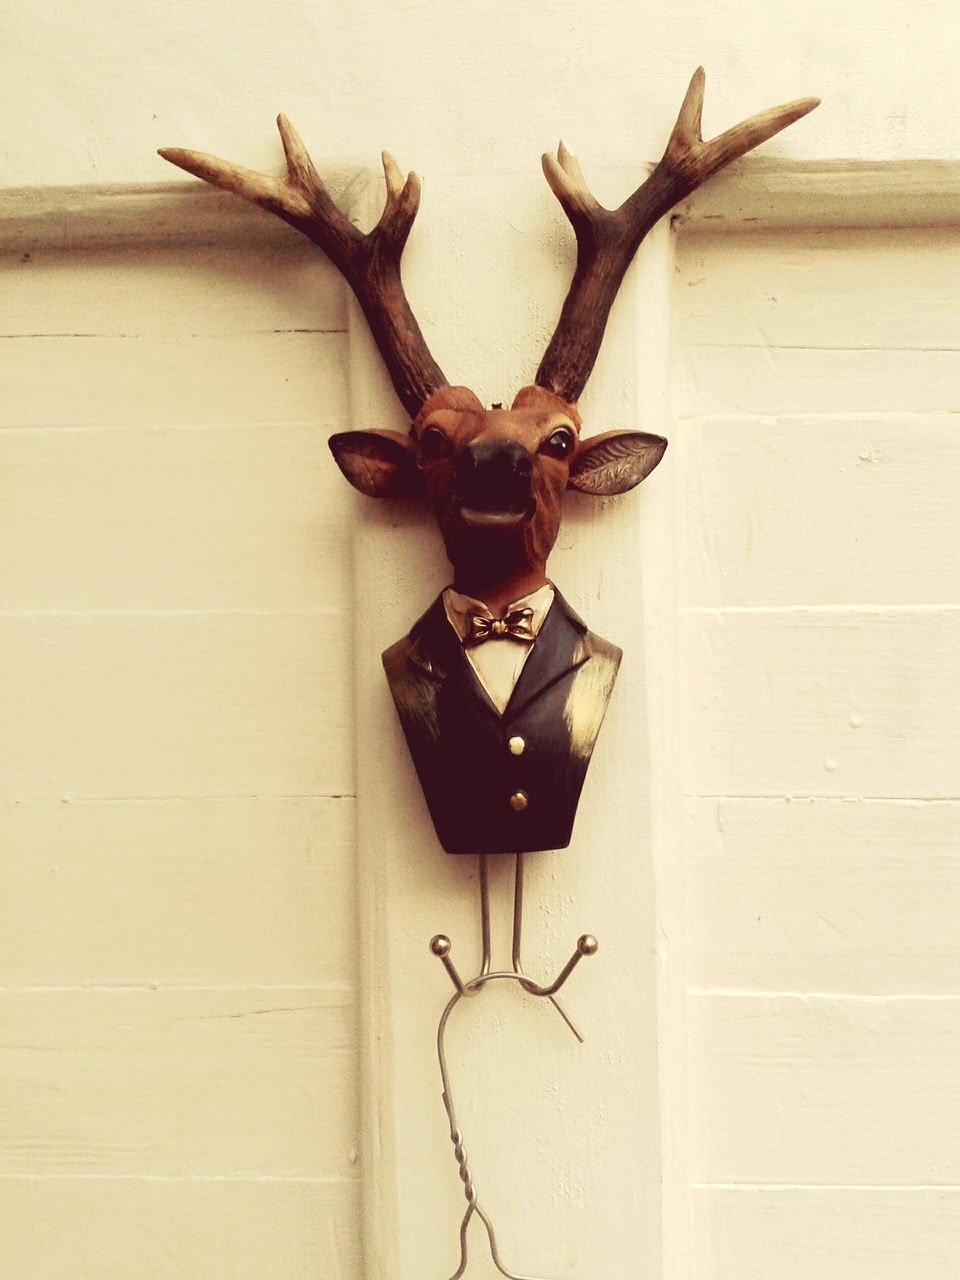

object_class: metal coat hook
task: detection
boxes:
[429,852,598,1280]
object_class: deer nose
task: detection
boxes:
[455,440,532,509]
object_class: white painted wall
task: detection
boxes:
[2,0,957,187]
[0,233,363,1276]
[674,222,960,1279]
[2,4,959,1279]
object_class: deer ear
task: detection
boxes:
[567,430,667,496]
[328,430,423,498]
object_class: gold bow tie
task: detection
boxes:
[463,606,536,648]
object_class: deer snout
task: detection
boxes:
[453,439,534,524]
[458,439,532,482]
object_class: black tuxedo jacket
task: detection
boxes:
[382,589,621,855]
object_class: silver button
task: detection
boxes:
[507,736,526,756]
[509,790,529,812]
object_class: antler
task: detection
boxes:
[160,116,447,418]
[536,67,820,404]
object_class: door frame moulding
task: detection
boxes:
[3,159,960,252]
[673,157,960,232]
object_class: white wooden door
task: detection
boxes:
[0,210,363,1277]
[1,163,958,1279]
[675,215,960,1279]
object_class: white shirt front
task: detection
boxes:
[442,582,555,715]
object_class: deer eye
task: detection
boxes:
[539,427,575,461]
[419,426,452,462]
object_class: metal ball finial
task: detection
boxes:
[430,934,452,957]
[577,934,599,957]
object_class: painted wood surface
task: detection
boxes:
[0,987,356,1176]
[689,993,960,1186]
[6,160,960,259]
[681,608,960,799]
[0,797,356,986]
[678,414,960,608]
[675,222,960,1279]
[675,227,960,349]
[0,236,361,1273]
[1,421,352,612]
[676,346,960,417]
[691,1187,960,1280]
[687,797,960,996]
[0,611,351,800]
[0,4,953,195]
[0,1178,361,1280]
[0,240,346,332]
[676,158,960,232]
[350,173,673,1280]
[3,160,959,1280]
[0,331,346,430]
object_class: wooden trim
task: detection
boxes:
[2,160,959,255]
[676,157,960,232]
[348,171,677,1280]
[347,179,413,1280]
[0,170,361,252]
[621,219,691,1280]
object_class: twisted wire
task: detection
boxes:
[446,1109,477,1206]
[432,855,595,1279]
[436,973,571,1280]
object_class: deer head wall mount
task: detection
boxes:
[161,69,817,861]
[161,69,817,1280]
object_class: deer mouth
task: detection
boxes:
[454,465,535,529]
[457,499,535,529]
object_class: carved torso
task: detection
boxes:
[383,590,621,854]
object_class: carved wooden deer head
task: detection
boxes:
[160,69,818,611]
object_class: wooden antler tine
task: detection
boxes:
[160,118,447,417]
[157,145,303,217]
[542,141,601,223]
[655,66,820,194]
[377,151,423,244]
[536,68,819,404]
[672,64,706,144]
[275,112,323,200]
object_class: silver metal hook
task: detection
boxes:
[428,856,599,1280]
[480,854,492,977]
[512,852,584,1042]
[431,941,598,1003]
[435,972,594,1280]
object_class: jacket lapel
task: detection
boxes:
[403,588,593,723]
[502,590,589,720]
[405,595,501,719]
